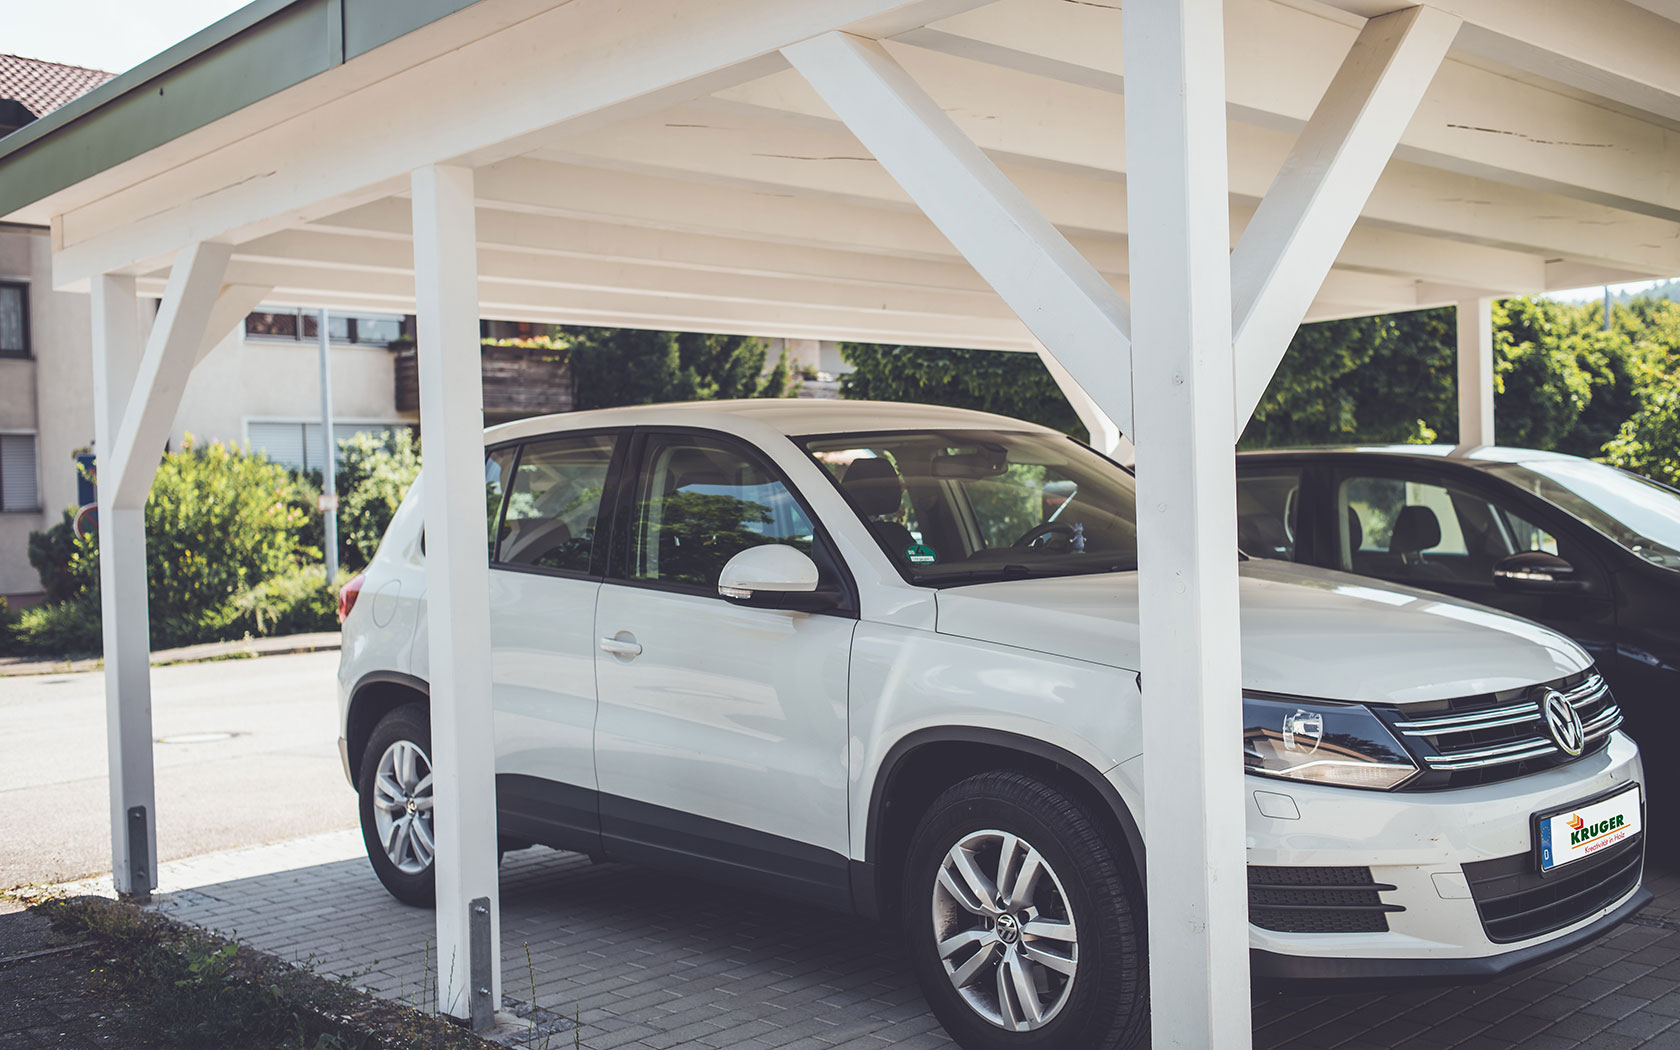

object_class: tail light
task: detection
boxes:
[337,573,366,623]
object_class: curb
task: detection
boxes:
[0,632,342,677]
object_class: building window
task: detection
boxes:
[244,308,407,348]
[246,421,407,473]
[0,433,39,511]
[0,282,29,358]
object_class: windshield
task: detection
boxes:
[803,429,1138,585]
[1485,459,1680,570]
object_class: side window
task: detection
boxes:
[1337,474,1515,588]
[1236,470,1302,561]
[497,434,616,573]
[1496,505,1561,556]
[485,448,514,561]
[629,434,815,589]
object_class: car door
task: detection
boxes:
[1327,463,1616,661]
[488,430,623,854]
[592,428,857,907]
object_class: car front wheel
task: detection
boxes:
[901,770,1147,1050]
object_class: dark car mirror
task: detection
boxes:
[1493,551,1586,593]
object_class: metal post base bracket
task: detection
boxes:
[470,896,493,1031]
[126,806,152,900]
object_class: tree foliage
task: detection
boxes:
[1242,296,1680,472]
[563,328,794,410]
[837,343,1086,441]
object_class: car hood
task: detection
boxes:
[933,560,1590,704]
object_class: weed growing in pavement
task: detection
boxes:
[26,894,491,1050]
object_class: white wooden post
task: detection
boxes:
[411,162,501,1026]
[1457,297,1495,447]
[1122,0,1250,1046]
[90,274,155,899]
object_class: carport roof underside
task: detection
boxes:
[2,0,1678,352]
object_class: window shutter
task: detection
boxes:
[247,422,307,471]
[0,434,39,511]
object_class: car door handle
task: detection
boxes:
[599,635,643,658]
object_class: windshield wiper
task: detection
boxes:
[924,559,1137,586]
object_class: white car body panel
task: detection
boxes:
[490,571,599,790]
[935,561,1591,703]
[593,582,855,856]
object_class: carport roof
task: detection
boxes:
[2,0,1678,350]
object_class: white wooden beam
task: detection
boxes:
[50,0,993,288]
[897,0,1680,222]
[781,31,1134,435]
[193,284,274,366]
[411,163,501,1026]
[1230,6,1461,432]
[1123,0,1250,1044]
[106,241,233,510]
[552,95,1680,277]
[90,274,157,899]
[1035,344,1123,455]
[1457,297,1495,446]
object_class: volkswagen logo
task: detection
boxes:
[1540,688,1585,757]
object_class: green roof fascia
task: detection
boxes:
[0,0,486,222]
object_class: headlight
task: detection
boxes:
[1243,694,1418,790]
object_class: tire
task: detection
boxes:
[358,704,438,906]
[901,771,1147,1050]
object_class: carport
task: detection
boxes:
[1,0,1676,1045]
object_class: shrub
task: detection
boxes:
[27,509,83,604]
[335,428,421,568]
[228,564,347,638]
[7,599,102,657]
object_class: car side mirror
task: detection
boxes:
[1493,551,1586,593]
[718,545,838,612]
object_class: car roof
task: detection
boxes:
[1236,443,1589,469]
[482,398,1057,445]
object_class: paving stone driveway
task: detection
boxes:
[150,835,1680,1049]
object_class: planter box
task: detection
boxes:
[393,342,575,418]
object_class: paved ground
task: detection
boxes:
[0,898,155,1049]
[0,650,356,890]
[115,830,1680,1050]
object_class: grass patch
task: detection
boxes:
[27,894,492,1050]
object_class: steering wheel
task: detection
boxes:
[1013,522,1076,551]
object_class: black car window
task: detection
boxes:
[485,447,514,562]
[1236,469,1302,561]
[498,434,617,573]
[627,433,815,589]
[1336,473,1555,589]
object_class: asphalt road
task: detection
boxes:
[0,651,357,890]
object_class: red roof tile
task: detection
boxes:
[0,53,115,120]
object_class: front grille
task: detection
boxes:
[1248,865,1402,933]
[1375,669,1621,789]
[1463,835,1643,944]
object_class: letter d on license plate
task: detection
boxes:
[1539,785,1642,872]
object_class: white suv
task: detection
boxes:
[337,400,1648,1050]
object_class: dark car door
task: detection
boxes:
[1321,461,1618,666]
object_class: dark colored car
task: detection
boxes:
[1236,445,1680,795]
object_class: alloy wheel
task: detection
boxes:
[371,739,435,874]
[931,829,1079,1032]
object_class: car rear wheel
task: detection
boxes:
[901,771,1146,1050]
[358,704,437,906]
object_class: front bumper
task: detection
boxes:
[1244,730,1645,978]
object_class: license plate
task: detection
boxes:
[1537,784,1642,873]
